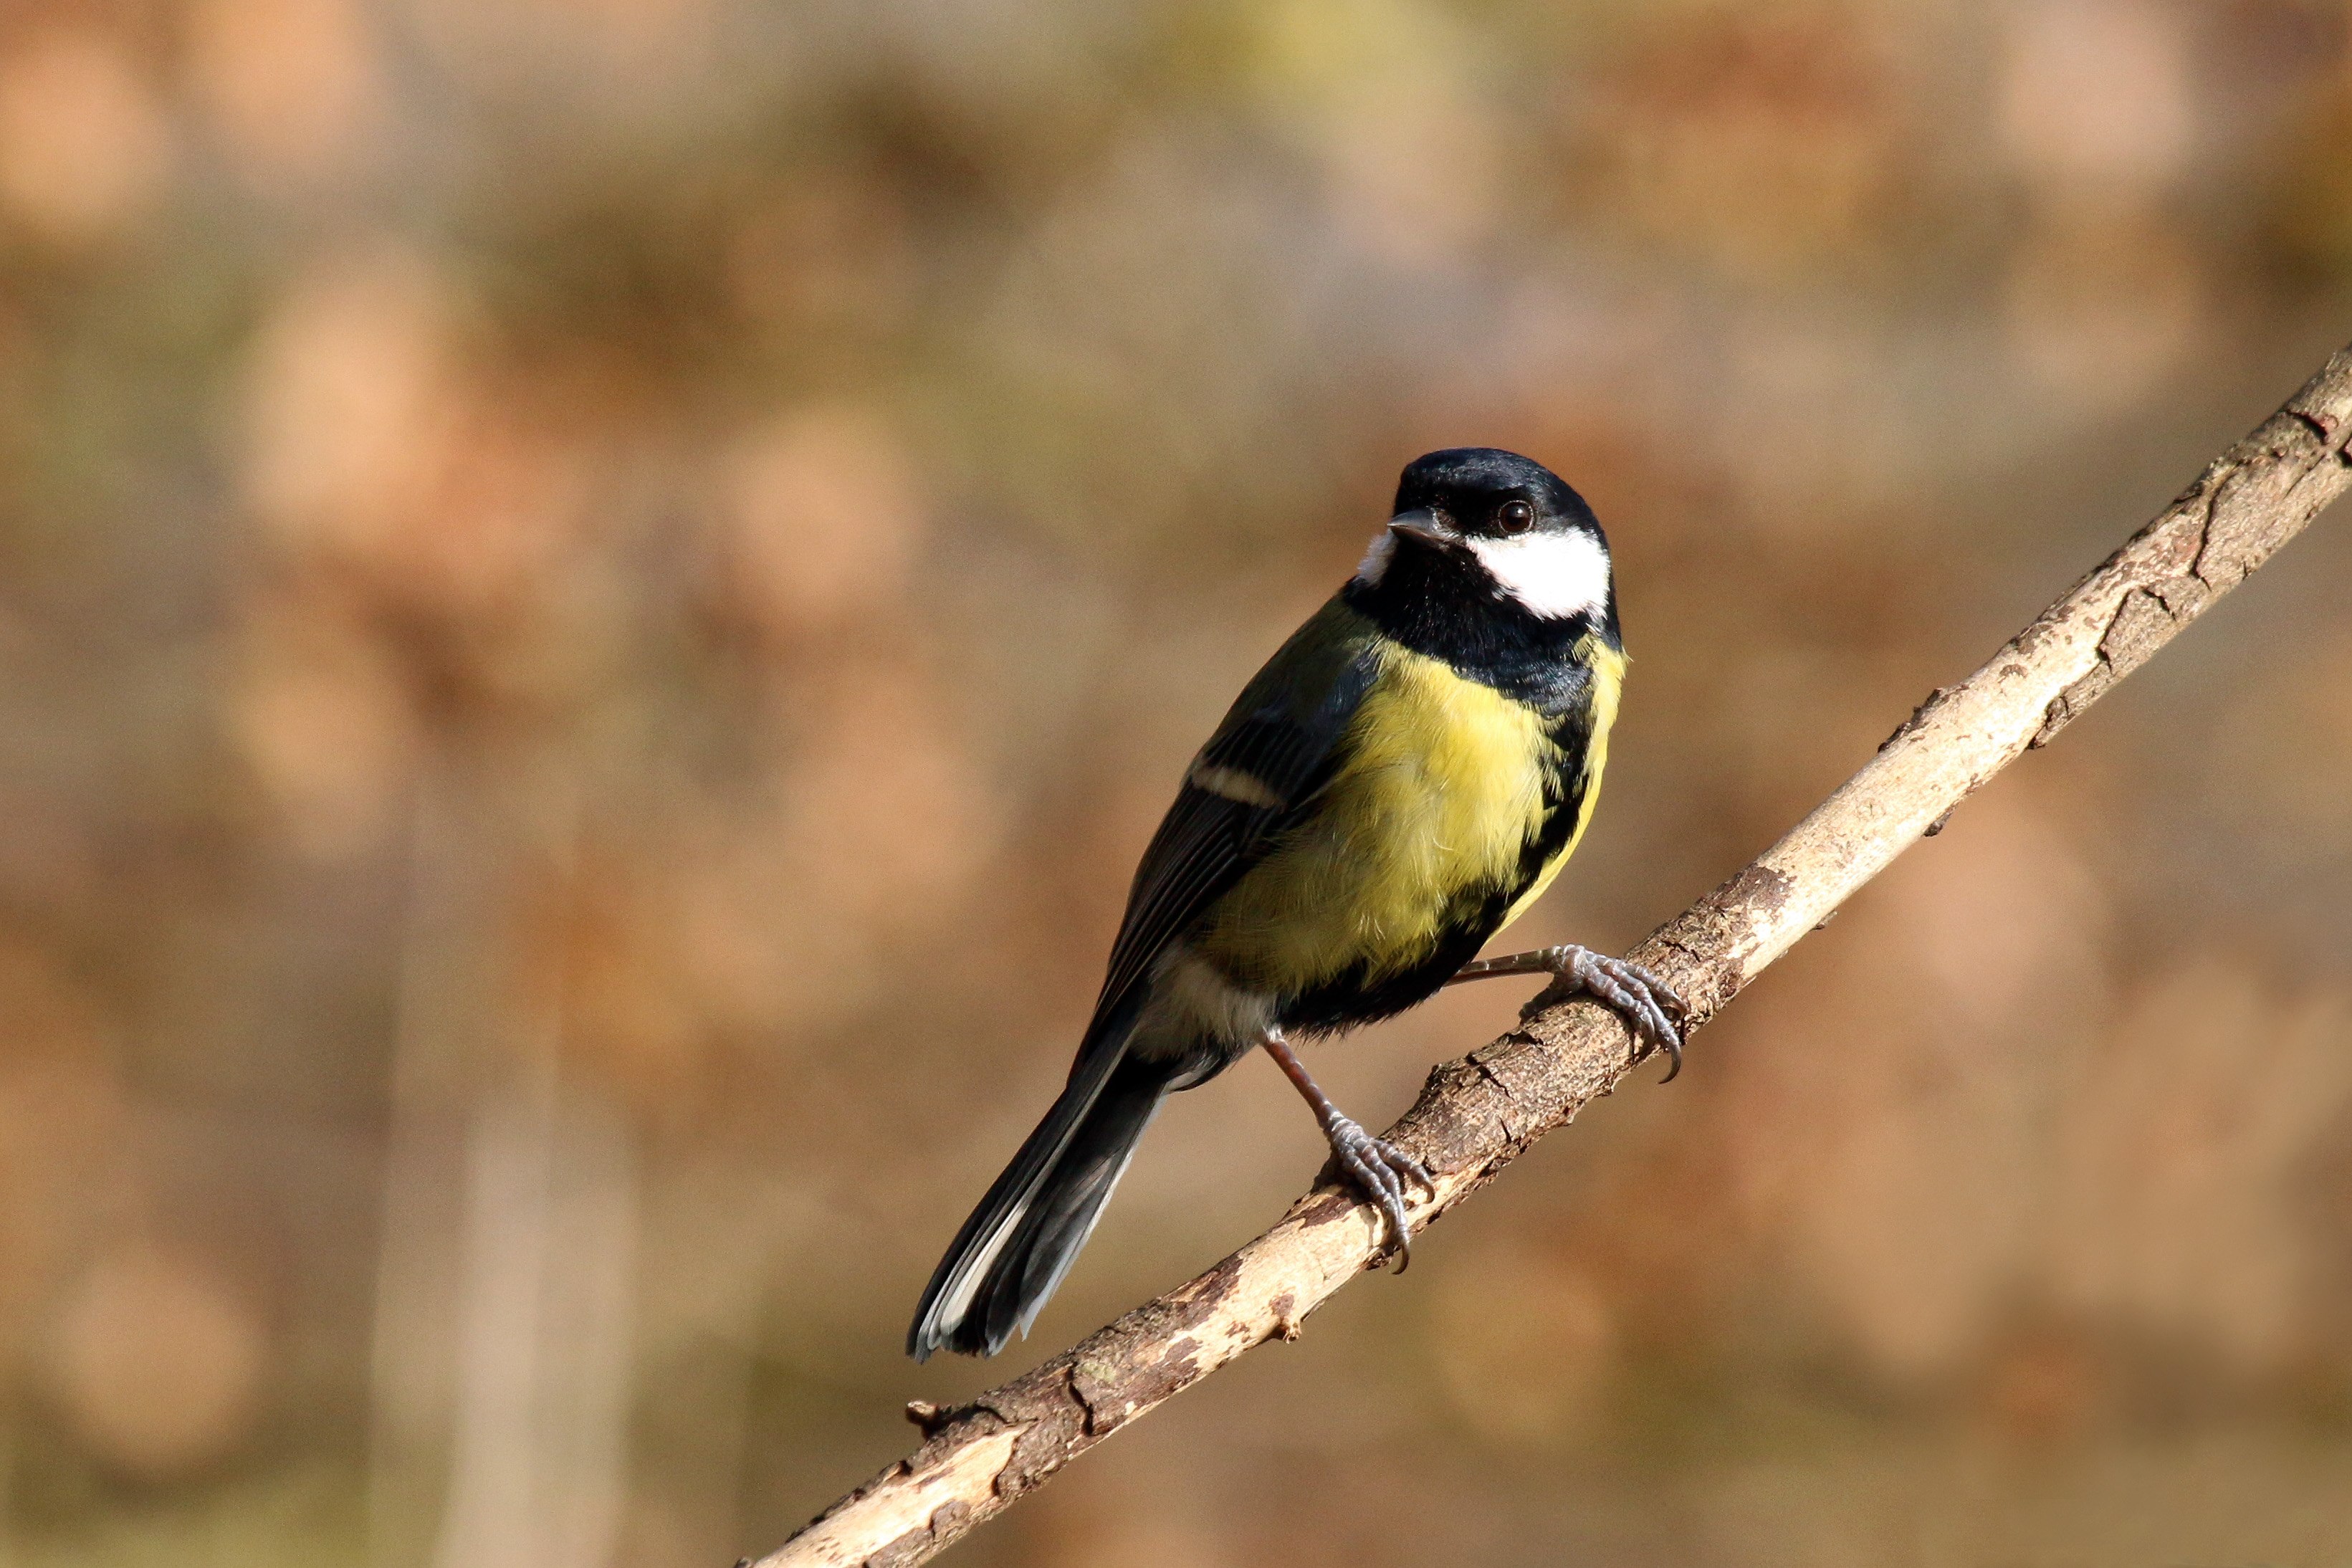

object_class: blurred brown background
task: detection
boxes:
[4,1,2352,1564]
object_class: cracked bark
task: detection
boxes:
[752,341,2352,1568]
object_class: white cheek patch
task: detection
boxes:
[1466,530,1611,620]
[1354,528,1396,584]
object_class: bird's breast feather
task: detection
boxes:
[1198,643,1567,990]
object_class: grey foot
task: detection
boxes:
[1455,943,1689,1081]
[1551,945,1687,1081]
[1322,1113,1433,1271]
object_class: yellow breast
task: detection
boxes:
[1498,631,1622,927]
[1197,642,1577,993]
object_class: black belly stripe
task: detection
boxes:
[1514,712,1593,888]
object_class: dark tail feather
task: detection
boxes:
[908,1051,1170,1360]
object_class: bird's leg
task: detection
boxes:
[1449,945,1690,1081]
[1261,1028,1433,1270]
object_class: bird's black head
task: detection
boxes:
[1352,447,1615,640]
[1390,448,1602,548]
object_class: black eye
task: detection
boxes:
[1498,500,1534,534]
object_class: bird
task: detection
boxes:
[907,447,1684,1361]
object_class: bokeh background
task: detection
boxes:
[6,1,2352,1564]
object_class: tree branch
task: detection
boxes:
[755,343,2352,1568]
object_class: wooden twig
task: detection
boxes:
[756,343,2352,1568]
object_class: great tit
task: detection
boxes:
[909,448,1683,1361]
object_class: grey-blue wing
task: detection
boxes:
[1076,613,1380,1061]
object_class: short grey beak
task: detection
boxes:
[1387,508,1453,546]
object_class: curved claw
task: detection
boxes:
[1324,1115,1433,1271]
[1557,946,1688,1084]
[1450,944,1692,1079]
